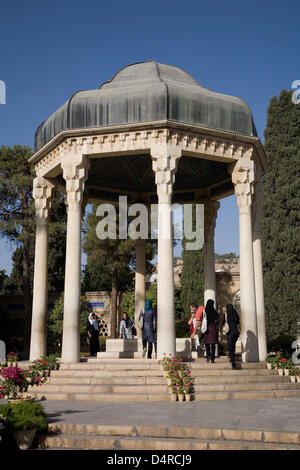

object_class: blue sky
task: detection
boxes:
[0,0,299,273]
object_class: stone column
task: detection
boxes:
[61,156,89,363]
[252,176,267,361]
[151,148,181,359]
[204,200,220,306]
[29,177,54,361]
[231,158,259,362]
[135,238,146,339]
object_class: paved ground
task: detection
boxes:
[25,399,300,433]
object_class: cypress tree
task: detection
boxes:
[262,90,300,341]
[180,204,204,316]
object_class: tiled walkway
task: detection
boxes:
[39,398,300,433]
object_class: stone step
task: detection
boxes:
[194,389,300,400]
[29,381,300,395]
[46,422,300,445]
[46,374,290,385]
[49,368,275,378]
[57,359,267,371]
[25,391,170,402]
[50,369,164,377]
[28,384,168,393]
[190,369,277,376]
[28,377,300,393]
[58,362,161,371]
[25,386,300,402]
[187,361,265,369]
[47,376,168,385]
[193,382,300,392]
[37,433,300,451]
[193,375,290,384]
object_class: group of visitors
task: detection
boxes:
[86,298,239,367]
[188,299,240,369]
[85,299,157,359]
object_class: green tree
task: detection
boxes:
[0,145,67,357]
[0,269,14,295]
[262,89,300,341]
[180,204,204,316]
[8,194,66,294]
[0,145,35,358]
[47,294,90,353]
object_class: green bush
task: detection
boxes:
[175,315,190,338]
[267,333,295,356]
[47,294,90,351]
[99,336,108,351]
[0,401,47,432]
[120,291,135,319]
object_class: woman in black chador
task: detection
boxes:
[224,304,240,369]
[203,299,219,363]
[86,312,100,356]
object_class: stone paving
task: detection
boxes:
[37,398,300,433]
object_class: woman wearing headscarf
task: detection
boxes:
[119,312,134,339]
[223,304,240,369]
[139,299,157,359]
[188,303,199,346]
[202,299,219,363]
[86,312,100,356]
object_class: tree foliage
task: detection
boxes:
[262,89,300,340]
[180,204,204,316]
[0,145,35,357]
[47,294,90,351]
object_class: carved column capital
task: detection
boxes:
[151,150,181,204]
[61,157,89,212]
[33,176,54,220]
[231,158,255,214]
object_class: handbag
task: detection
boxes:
[131,324,137,337]
[200,310,207,334]
[138,310,144,329]
[222,312,230,335]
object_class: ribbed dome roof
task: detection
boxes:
[35,61,257,151]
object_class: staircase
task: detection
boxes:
[37,423,300,450]
[26,357,300,402]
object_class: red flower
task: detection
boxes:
[280,358,286,362]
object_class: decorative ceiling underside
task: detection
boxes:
[83,154,232,201]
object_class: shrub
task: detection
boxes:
[47,294,90,351]
[267,334,295,356]
[0,401,47,432]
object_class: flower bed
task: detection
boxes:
[0,366,46,401]
[30,354,59,377]
[265,351,300,379]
